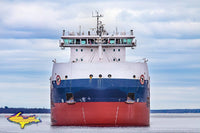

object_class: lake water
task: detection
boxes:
[0,113,200,133]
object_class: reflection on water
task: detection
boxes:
[0,113,200,133]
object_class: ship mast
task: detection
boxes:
[92,11,103,36]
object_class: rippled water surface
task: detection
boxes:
[0,113,200,133]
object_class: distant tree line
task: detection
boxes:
[0,106,50,113]
[151,109,200,113]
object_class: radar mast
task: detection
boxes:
[92,11,103,36]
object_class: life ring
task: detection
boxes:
[56,75,61,85]
[140,75,145,85]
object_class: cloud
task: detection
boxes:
[1,0,200,39]
[0,39,69,76]
[126,39,200,66]
[151,86,200,109]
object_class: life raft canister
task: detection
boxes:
[140,74,145,85]
[56,75,61,85]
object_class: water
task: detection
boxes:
[0,113,200,133]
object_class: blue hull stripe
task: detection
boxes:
[51,78,149,103]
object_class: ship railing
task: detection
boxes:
[64,29,134,36]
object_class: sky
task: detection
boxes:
[0,0,200,109]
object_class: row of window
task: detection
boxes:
[75,49,121,52]
[64,38,133,45]
[90,74,136,79]
[89,74,112,78]
[113,58,120,61]
[75,58,83,61]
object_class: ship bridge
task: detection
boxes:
[58,12,137,63]
[59,33,136,48]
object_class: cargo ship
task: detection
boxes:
[50,12,150,126]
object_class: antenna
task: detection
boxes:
[79,25,81,35]
[92,11,103,36]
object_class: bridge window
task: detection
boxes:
[64,39,69,44]
[116,39,120,44]
[81,39,87,44]
[121,39,127,44]
[124,39,127,44]
[88,39,94,44]
[76,39,80,44]
[127,39,133,44]
[64,39,75,44]
[69,39,74,44]
[109,39,115,44]
[104,39,108,44]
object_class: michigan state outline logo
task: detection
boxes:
[7,112,42,129]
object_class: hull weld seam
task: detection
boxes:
[82,106,86,124]
[115,106,119,125]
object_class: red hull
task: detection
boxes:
[51,102,149,126]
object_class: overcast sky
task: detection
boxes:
[0,0,200,109]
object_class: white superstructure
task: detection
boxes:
[51,12,149,81]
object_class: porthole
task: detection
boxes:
[91,49,93,52]
[81,49,83,52]
[99,74,102,78]
[76,58,78,61]
[81,58,83,61]
[113,49,115,52]
[118,49,120,52]
[118,58,120,61]
[108,74,112,78]
[65,75,68,79]
[133,75,136,78]
[103,49,105,52]
[89,74,93,79]
[113,59,116,61]
[76,49,78,52]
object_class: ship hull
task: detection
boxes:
[51,78,150,126]
[51,102,149,126]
